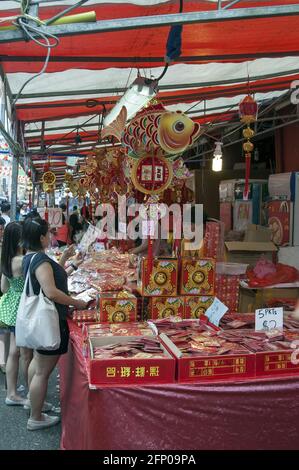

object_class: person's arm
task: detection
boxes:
[59,244,76,267]
[35,262,86,309]
[1,274,9,294]
[129,238,148,255]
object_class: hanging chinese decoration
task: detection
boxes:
[239,94,258,200]
[102,100,200,282]
[80,147,131,202]
[102,101,200,159]
[131,155,173,195]
[42,170,56,194]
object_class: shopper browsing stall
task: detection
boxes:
[21,218,88,431]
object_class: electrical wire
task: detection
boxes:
[12,16,59,108]
[155,0,184,82]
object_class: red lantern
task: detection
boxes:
[239,94,258,200]
[239,95,258,124]
[27,169,31,178]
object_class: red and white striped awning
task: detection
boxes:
[1,1,298,177]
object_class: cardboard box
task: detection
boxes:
[225,241,277,265]
[137,257,178,296]
[88,336,175,385]
[180,258,215,295]
[160,333,255,383]
[148,297,185,320]
[239,285,299,312]
[184,296,214,319]
[239,286,256,313]
[99,292,137,323]
[244,224,272,243]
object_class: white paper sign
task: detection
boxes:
[119,222,127,234]
[205,297,228,327]
[37,208,62,228]
[94,242,105,253]
[142,220,155,237]
[79,224,101,252]
[255,307,283,331]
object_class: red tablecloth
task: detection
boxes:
[59,325,299,450]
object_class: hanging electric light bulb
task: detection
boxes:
[212,141,223,172]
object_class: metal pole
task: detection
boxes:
[45,0,90,25]
[10,154,19,221]
[1,5,299,43]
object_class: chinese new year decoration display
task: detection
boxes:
[131,154,173,195]
[102,101,200,158]
[239,94,258,200]
[80,147,130,202]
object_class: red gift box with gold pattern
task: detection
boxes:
[88,336,175,385]
[184,296,214,319]
[149,297,185,320]
[180,258,215,296]
[137,257,178,296]
[99,292,137,323]
[215,274,240,313]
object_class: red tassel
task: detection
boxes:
[146,235,154,286]
[244,153,251,200]
[44,200,49,222]
[89,201,93,223]
[66,195,69,220]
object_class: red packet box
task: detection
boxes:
[184,296,214,319]
[180,258,215,296]
[255,350,299,378]
[160,333,255,383]
[72,310,99,327]
[88,336,175,385]
[137,257,178,296]
[99,292,137,323]
[149,297,185,320]
[255,331,299,378]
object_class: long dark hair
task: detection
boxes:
[1,222,23,278]
[22,217,49,251]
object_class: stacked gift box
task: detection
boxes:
[214,262,248,313]
[136,256,216,320]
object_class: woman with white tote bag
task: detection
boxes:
[19,218,87,431]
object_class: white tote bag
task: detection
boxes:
[15,254,61,350]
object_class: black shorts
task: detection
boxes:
[37,319,69,356]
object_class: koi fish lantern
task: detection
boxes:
[101,102,200,159]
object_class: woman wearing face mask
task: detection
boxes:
[0,222,32,405]
[22,218,87,431]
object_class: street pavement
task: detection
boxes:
[0,368,61,450]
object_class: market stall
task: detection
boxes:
[1,0,299,453]
[59,321,299,450]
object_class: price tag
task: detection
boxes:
[142,220,155,237]
[205,297,228,327]
[94,242,105,253]
[255,307,283,331]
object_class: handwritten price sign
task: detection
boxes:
[255,307,283,331]
[37,208,62,228]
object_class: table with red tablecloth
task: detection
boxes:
[59,323,299,450]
